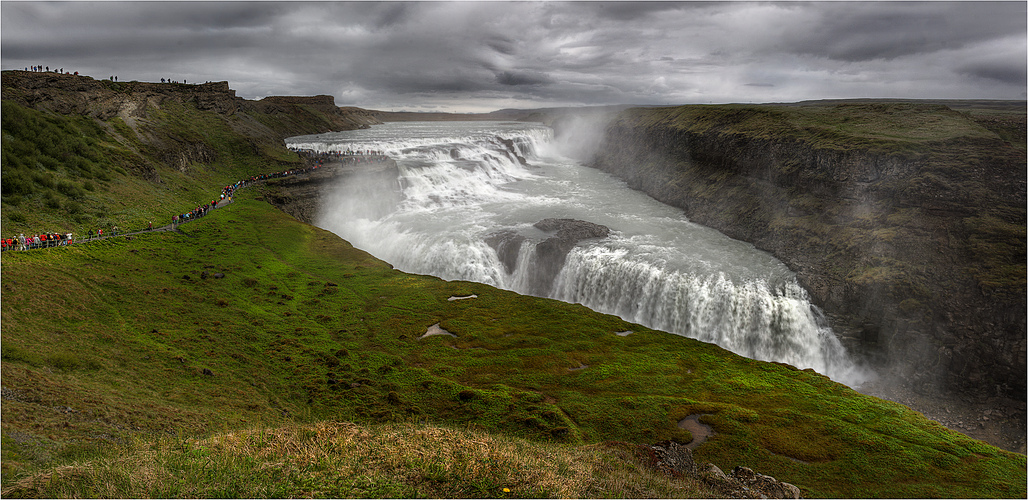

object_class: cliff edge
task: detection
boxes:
[588,102,1026,401]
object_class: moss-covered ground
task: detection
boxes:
[2,194,1024,498]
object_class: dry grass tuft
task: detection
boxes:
[3,421,716,498]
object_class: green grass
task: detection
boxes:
[2,196,1024,498]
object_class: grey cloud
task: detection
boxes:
[2,2,1024,111]
[587,1,695,21]
[496,70,554,86]
[487,37,518,56]
[782,2,1027,62]
[367,2,417,30]
[959,62,1028,85]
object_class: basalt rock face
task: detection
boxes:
[588,103,1026,401]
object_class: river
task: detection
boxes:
[286,121,869,387]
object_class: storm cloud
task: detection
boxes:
[2,1,1024,112]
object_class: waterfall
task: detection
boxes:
[291,121,870,387]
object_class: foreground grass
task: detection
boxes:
[1,420,715,498]
[2,193,1024,498]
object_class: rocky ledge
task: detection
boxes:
[622,440,802,498]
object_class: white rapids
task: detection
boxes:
[287,121,869,386]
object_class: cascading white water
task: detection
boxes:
[287,121,870,387]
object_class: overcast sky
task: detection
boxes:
[2,1,1025,112]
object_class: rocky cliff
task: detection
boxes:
[586,102,1026,401]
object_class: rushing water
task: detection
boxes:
[287,121,868,386]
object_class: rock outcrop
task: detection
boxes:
[639,440,801,498]
[587,103,1026,401]
[485,218,610,296]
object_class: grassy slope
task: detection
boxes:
[1,97,305,237]
[1,196,1024,498]
[1,88,1025,497]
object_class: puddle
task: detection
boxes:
[569,363,589,371]
[448,295,478,301]
[678,414,715,450]
[419,323,456,339]
[615,330,633,336]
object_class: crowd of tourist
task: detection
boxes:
[20,67,206,86]
[2,232,74,251]
[2,151,386,253]
[26,65,79,76]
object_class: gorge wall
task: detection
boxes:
[584,103,1026,400]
